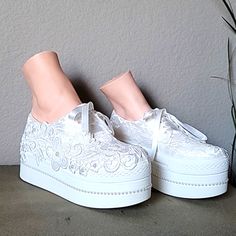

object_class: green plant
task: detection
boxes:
[212,0,236,184]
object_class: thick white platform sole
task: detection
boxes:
[152,162,228,199]
[20,162,151,208]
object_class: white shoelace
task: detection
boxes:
[144,108,207,160]
[69,102,114,135]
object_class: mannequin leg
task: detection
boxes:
[20,63,152,208]
[23,51,81,123]
[100,71,151,121]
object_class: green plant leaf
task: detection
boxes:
[228,0,234,13]
[210,76,228,81]
[222,17,236,34]
[222,0,236,29]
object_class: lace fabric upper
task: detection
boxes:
[20,102,150,180]
[110,108,228,163]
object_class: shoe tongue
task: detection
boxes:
[90,111,114,135]
[143,108,173,127]
[161,113,179,130]
[143,108,164,129]
[90,111,106,133]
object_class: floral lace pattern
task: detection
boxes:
[20,104,150,177]
[110,109,229,169]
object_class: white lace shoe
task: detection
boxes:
[20,102,151,208]
[110,108,229,199]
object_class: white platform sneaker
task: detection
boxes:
[110,108,229,199]
[20,102,151,208]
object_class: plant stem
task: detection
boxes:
[230,132,236,180]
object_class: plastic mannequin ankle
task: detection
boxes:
[23,51,81,123]
[100,71,151,121]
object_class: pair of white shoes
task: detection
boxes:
[20,87,229,209]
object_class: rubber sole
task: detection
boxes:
[152,161,228,199]
[20,162,152,208]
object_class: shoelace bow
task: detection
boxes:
[144,108,207,160]
[69,102,114,135]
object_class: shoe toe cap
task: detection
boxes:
[158,142,229,175]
